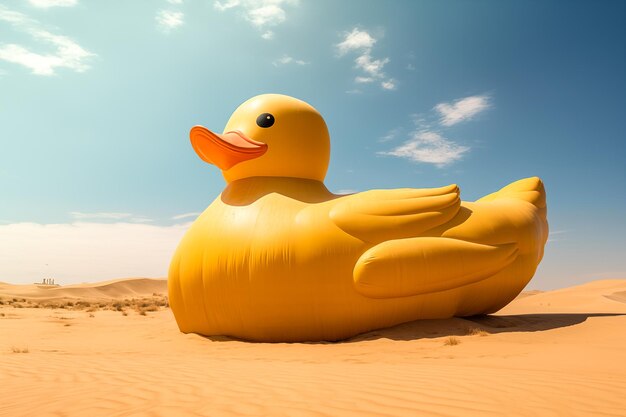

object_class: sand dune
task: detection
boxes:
[1,278,625,417]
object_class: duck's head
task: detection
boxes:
[190,94,330,183]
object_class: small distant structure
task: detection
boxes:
[37,278,59,286]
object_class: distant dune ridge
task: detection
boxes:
[0,277,167,302]
[1,278,626,417]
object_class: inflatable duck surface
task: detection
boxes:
[168,94,548,342]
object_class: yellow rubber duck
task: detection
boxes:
[168,94,548,342]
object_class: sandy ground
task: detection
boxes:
[1,278,625,417]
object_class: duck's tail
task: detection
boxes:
[476,176,548,263]
[476,176,546,210]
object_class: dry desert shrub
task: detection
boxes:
[9,294,170,314]
[11,346,29,353]
[444,336,461,346]
[467,327,489,337]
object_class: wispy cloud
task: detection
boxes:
[156,9,184,32]
[70,212,132,220]
[69,212,155,223]
[380,131,469,167]
[167,0,183,4]
[214,0,240,11]
[435,95,491,126]
[379,127,401,143]
[28,0,78,8]
[213,0,298,40]
[336,28,395,91]
[272,54,308,67]
[547,230,568,243]
[0,222,189,284]
[379,94,492,167]
[0,5,95,75]
[335,189,358,195]
[171,212,200,220]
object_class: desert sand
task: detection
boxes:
[1,278,625,417]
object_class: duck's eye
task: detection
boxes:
[256,113,275,128]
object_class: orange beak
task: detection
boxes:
[190,126,268,170]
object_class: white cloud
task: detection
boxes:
[380,131,469,167]
[28,0,77,8]
[167,0,184,4]
[214,0,240,11]
[213,0,297,39]
[435,95,491,126]
[70,212,132,220]
[171,212,201,220]
[246,4,284,27]
[355,53,388,78]
[381,79,396,90]
[336,28,376,56]
[156,9,184,32]
[0,5,94,75]
[0,222,189,284]
[335,27,395,92]
[272,54,307,66]
[335,189,358,195]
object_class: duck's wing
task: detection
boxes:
[330,184,461,243]
[353,237,518,299]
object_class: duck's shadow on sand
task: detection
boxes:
[347,313,625,343]
[200,313,625,344]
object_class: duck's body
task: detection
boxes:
[168,94,548,342]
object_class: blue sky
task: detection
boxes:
[0,0,624,289]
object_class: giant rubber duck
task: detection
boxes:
[168,94,548,342]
